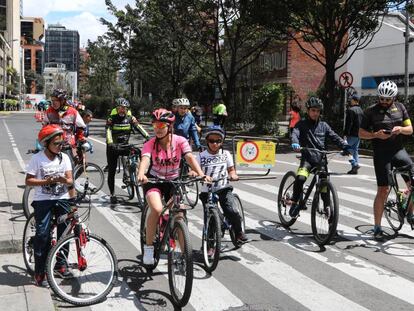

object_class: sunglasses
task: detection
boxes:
[52,140,64,147]
[152,122,168,129]
[207,139,223,144]
[379,97,392,102]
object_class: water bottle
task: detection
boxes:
[397,191,407,209]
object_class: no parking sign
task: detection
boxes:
[236,140,276,168]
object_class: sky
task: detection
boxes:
[23,0,136,47]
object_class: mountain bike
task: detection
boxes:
[22,144,104,218]
[202,179,245,273]
[278,148,340,246]
[139,176,204,307]
[179,158,199,207]
[384,164,414,232]
[22,166,118,306]
[114,143,144,206]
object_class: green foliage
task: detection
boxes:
[25,70,44,94]
[83,96,113,118]
[251,83,284,134]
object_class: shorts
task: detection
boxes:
[373,148,413,186]
[142,174,175,203]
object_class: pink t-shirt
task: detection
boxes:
[142,134,192,179]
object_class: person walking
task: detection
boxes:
[212,100,227,128]
[288,101,301,137]
[344,94,364,174]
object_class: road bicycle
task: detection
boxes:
[114,143,144,207]
[278,148,340,246]
[179,158,199,207]
[139,176,204,307]
[384,164,414,232]
[22,144,104,218]
[202,178,245,273]
[22,165,118,306]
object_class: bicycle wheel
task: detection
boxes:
[277,171,298,228]
[311,180,339,246]
[140,204,161,271]
[73,162,105,194]
[168,218,193,307]
[384,187,404,232]
[22,186,34,219]
[46,232,118,306]
[229,194,246,248]
[202,208,221,273]
[22,213,36,275]
[121,157,134,200]
[182,178,199,208]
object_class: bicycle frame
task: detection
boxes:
[390,165,414,225]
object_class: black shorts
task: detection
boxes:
[142,174,175,203]
[373,148,413,186]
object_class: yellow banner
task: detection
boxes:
[236,140,276,168]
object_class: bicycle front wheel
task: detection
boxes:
[182,179,199,207]
[384,187,404,232]
[311,180,339,246]
[168,218,193,307]
[74,162,105,194]
[202,209,221,273]
[46,233,118,306]
[277,171,298,228]
[122,157,134,200]
[229,194,246,248]
[22,213,36,275]
[22,186,34,219]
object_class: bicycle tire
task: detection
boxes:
[140,204,161,271]
[384,187,404,232]
[277,171,298,228]
[168,217,193,307]
[131,159,145,207]
[229,193,246,248]
[22,213,36,275]
[182,179,199,207]
[202,208,221,273]
[311,180,339,246]
[46,232,118,306]
[22,186,34,219]
[73,162,105,194]
[122,157,134,200]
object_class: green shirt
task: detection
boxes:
[213,103,227,115]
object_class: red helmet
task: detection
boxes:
[38,124,64,145]
[152,108,175,124]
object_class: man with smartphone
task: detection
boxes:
[359,80,414,240]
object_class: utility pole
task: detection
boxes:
[1,35,12,111]
[405,3,410,104]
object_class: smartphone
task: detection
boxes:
[383,130,392,134]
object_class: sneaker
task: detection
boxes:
[143,245,155,265]
[236,232,248,244]
[373,226,384,241]
[103,165,109,172]
[54,266,74,279]
[34,273,49,287]
[110,195,117,204]
[289,204,300,218]
[347,166,359,175]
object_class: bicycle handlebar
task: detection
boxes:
[145,176,205,185]
[300,147,342,154]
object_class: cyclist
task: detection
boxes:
[359,80,414,240]
[137,108,210,265]
[172,98,202,151]
[25,125,74,287]
[106,97,150,204]
[289,96,349,218]
[197,125,248,244]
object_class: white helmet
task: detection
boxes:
[172,98,190,107]
[377,81,398,98]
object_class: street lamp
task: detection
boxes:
[1,36,18,111]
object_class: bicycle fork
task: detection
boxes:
[74,224,88,271]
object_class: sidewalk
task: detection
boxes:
[0,159,54,310]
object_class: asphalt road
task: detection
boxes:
[2,112,414,311]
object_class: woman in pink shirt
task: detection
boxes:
[137,108,208,265]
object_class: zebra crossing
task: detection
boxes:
[76,173,414,311]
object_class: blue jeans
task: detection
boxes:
[346,136,360,167]
[32,199,72,274]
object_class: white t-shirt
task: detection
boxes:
[26,151,72,201]
[197,149,234,192]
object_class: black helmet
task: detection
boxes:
[115,97,130,108]
[305,97,323,110]
[51,89,67,100]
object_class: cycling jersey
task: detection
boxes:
[43,105,86,146]
[141,134,192,179]
[360,101,412,151]
[173,112,201,148]
[106,113,149,144]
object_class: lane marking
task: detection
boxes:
[3,120,26,171]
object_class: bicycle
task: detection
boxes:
[22,144,104,218]
[202,178,246,273]
[114,143,144,206]
[384,164,414,232]
[278,148,340,246]
[139,176,204,307]
[178,158,199,207]
[22,167,118,306]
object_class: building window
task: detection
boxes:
[259,50,287,72]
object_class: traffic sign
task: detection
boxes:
[339,72,353,88]
[236,140,276,168]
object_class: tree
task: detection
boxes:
[247,0,404,119]
[25,69,44,94]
